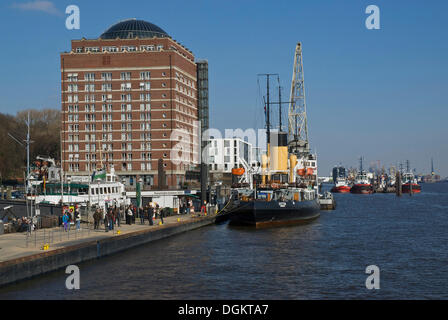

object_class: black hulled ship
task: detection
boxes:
[228,43,320,227]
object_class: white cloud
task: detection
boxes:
[11,1,63,16]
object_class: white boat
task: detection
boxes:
[30,165,130,208]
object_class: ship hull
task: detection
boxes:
[402,183,421,194]
[229,199,320,228]
[350,184,374,194]
[331,185,351,193]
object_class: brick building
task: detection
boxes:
[60,19,203,189]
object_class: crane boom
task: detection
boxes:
[288,42,309,155]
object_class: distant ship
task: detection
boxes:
[402,161,421,194]
[350,158,374,194]
[331,166,351,193]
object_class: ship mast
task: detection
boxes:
[288,42,309,156]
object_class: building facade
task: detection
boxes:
[207,138,261,173]
[60,19,201,189]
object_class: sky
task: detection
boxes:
[0,0,447,177]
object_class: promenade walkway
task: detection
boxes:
[0,214,206,263]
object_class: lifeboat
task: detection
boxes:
[306,168,314,175]
[297,169,306,176]
[232,168,245,176]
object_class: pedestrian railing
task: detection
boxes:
[25,221,93,249]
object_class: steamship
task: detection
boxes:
[228,132,320,227]
[227,43,320,227]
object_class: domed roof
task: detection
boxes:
[100,19,170,40]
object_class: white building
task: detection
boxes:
[207,138,261,173]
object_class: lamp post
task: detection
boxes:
[97,178,101,210]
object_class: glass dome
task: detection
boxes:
[100,19,170,39]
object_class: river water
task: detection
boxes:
[1,183,447,300]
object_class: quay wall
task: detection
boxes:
[0,216,215,288]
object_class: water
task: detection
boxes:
[1,183,448,299]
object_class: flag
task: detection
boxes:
[136,180,142,209]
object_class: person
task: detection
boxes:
[148,205,154,226]
[104,209,109,232]
[201,200,207,216]
[117,206,122,227]
[180,202,186,215]
[75,206,81,230]
[186,199,191,214]
[62,211,69,232]
[139,206,145,225]
[132,205,136,224]
[157,204,164,224]
[93,208,101,230]
[189,199,194,214]
[108,209,114,231]
[127,205,133,225]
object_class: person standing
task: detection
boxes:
[127,205,133,225]
[189,199,194,215]
[62,211,69,232]
[186,199,190,215]
[93,209,100,230]
[148,205,154,226]
[104,209,109,232]
[157,205,164,224]
[139,206,145,225]
[201,201,207,216]
[108,209,114,231]
[75,206,81,230]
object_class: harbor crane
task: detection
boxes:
[288,42,309,156]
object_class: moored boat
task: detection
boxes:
[350,158,374,194]
[331,166,351,193]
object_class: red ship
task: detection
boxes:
[331,166,351,193]
[350,157,374,194]
[402,168,421,194]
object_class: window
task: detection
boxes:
[140,72,150,80]
[85,73,95,81]
[101,72,113,81]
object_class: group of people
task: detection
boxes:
[179,198,195,215]
[92,206,121,232]
[62,205,81,232]
[91,203,164,232]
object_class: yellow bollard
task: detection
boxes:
[117,230,121,235]
[177,218,180,222]
[159,221,162,225]
[42,244,49,251]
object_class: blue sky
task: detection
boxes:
[0,0,447,176]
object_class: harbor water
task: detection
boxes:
[1,183,447,299]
